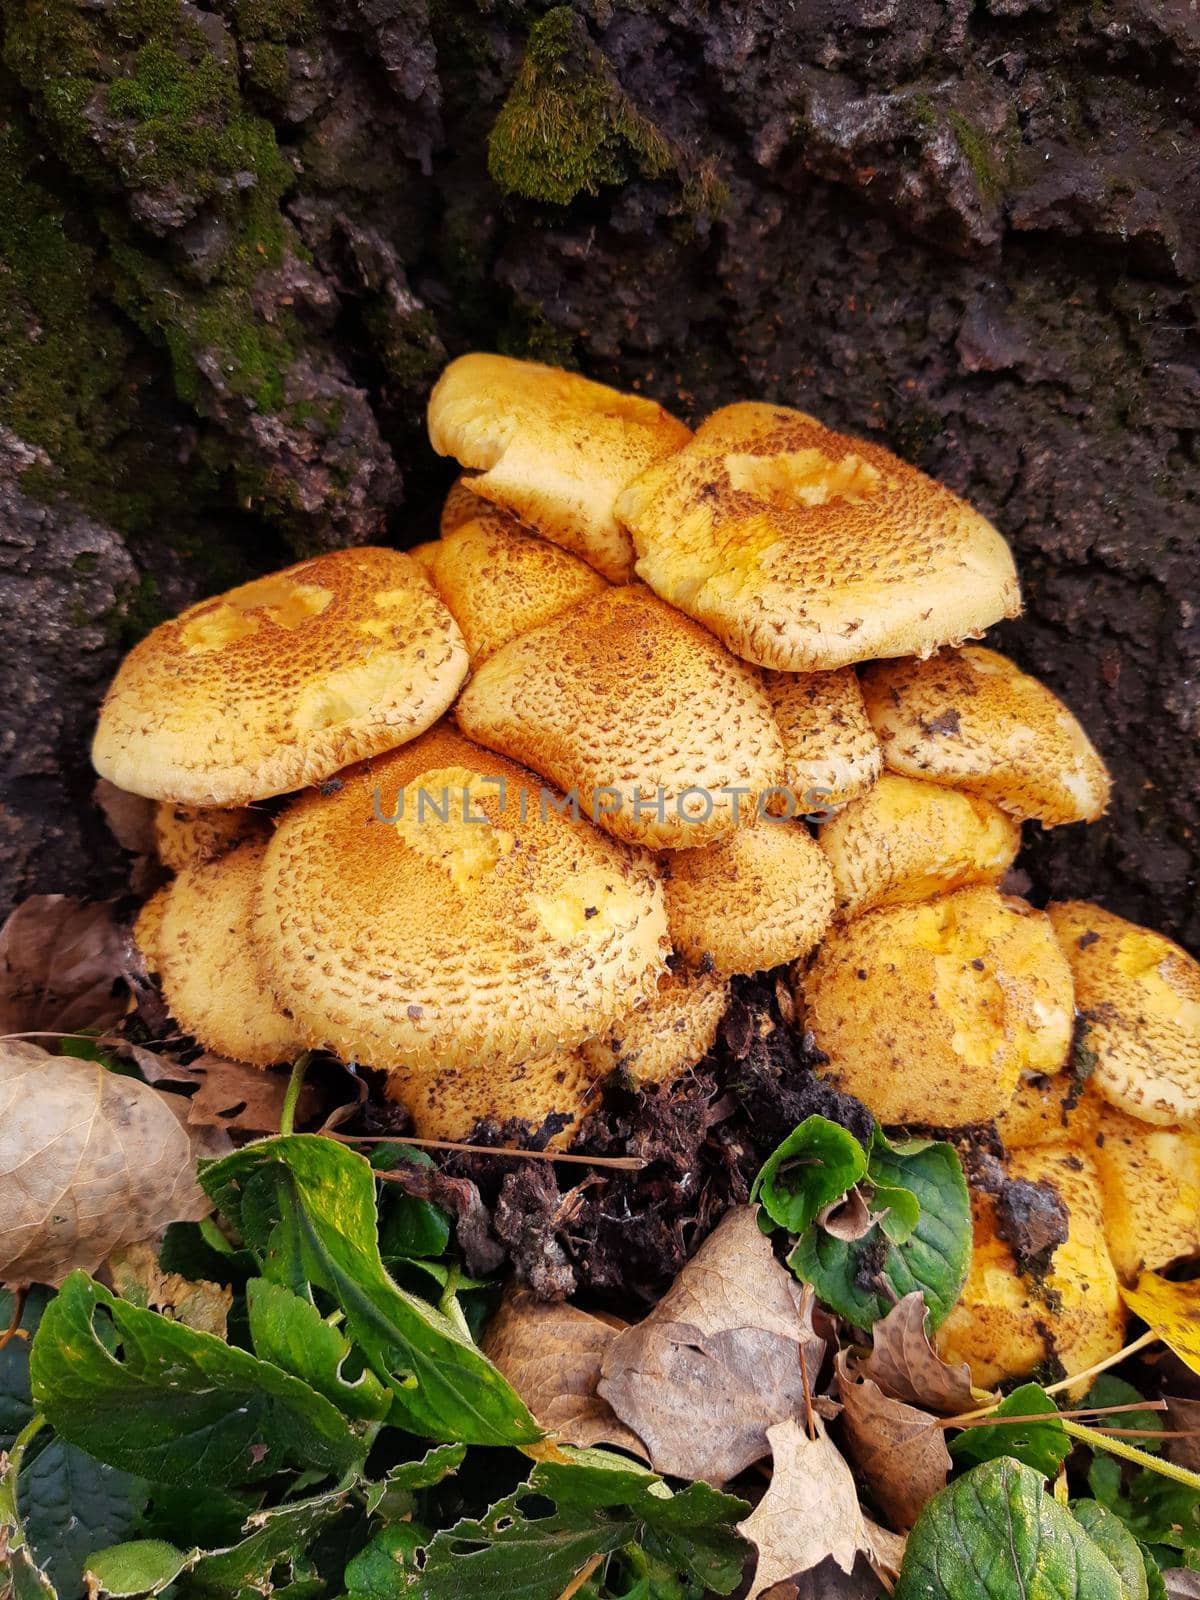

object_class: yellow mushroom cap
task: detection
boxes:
[1090,1105,1200,1281]
[579,967,729,1086]
[386,1050,602,1151]
[440,474,527,536]
[936,1144,1126,1397]
[614,401,1020,670]
[255,724,670,1072]
[802,887,1075,1127]
[818,774,1022,919]
[406,540,442,577]
[456,585,786,850]
[93,548,469,806]
[153,802,269,873]
[135,839,306,1067]
[423,511,608,667]
[427,354,691,583]
[861,646,1111,826]
[1047,900,1200,1127]
[665,821,835,977]
[994,1072,1101,1152]
[761,667,882,814]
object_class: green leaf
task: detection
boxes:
[788,1138,970,1329]
[380,1447,750,1600]
[1,1287,52,1447]
[1085,1377,1164,1455]
[202,1135,539,1446]
[245,1278,392,1421]
[869,1180,921,1244]
[895,1457,1126,1600]
[344,1525,430,1600]
[29,1272,365,1487]
[1072,1500,1150,1600]
[83,1540,192,1598]
[950,1383,1070,1477]
[751,1116,868,1233]
[158,1222,256,1292]
[1093,1468,1200,1552]
[374,1145,453,1261]
[20,1438,147,1597]
[361,1443,465,1517]
[1,1417,57,1600]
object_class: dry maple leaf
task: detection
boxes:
[834,1350,950,1531]
[93,779,158,857]
[0,896,133,1038]
[482,1289,648,1459]
[0,1041,222,1286]
[108,1239,232,1337]
[598,1206,823,1487]
[95,1037,318,1133]
[858,1290,976,1414]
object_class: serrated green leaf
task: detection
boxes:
[895,1457,1125,1600]
[245,1278,392,1421]
[1,1417,57,1600]
[869,1180,920,1244]
[20,1438,147,1597]
[344,1524,430,1599]
[373,1145,453,1261]
[751,1116,868,1233]
[29,1272,365,1487]
[361,1443,465,1517]
[201,1136,539,1447]
[1072,1500,1150,1600]
[83,1540,192,1597]
[950,1383,1069,1477]
[1092,1467,1200,1552]
[788,1138,969,1329]
[1,1287,52,1447]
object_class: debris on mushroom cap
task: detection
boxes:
[93,548,469,806]
[760,666,882,814]
[579,967,729,1086]
[153,801,270,873]
[936,1144,1126,1398]
[427,353,691,583]
[994,1071,1101,1152]
[1090,1104,1200,1281]
[1047,900,1200,1127]
[802,887,1075,1127]
[456,585,785,850]
[135,839,306,1067]
[614,401,1020,670]
[664,821,835,977]
[818,774,1022,919]
[421,510,608,666]
[860,645,1111,826]
[255,724,670,1073]
[387,1049,602,1151]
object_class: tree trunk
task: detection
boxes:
[1,0,1195,945]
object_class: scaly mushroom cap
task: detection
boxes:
[665,821,835,977]
[1047,901,1200,1126]
[427,354,691,582]
[936,1145,1126,1397]
[802,887,1075,1126]
[456,585,786,849]
[93,549,469,805]
[994,1072,1101,1152]
[579,967,729,1086]
[1091,1105,1200,1281]
[255,725,670,1072]
[615,401,1020,670]
[861,646,1111,826]
[153,802,269,873]
[134,839,306,1067]
[406,541,442,577]
[818,774,1022,919]
[423,511,607,666]
[387,1050,602,1151]
[761,667,882,814]
[441,475,527,536]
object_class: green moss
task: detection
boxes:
[232,0,317,44]
[488,6,673,205]
[681,159,729,219]
[497,301,577,367]
[244,41,291,103]
[947,108,1003,200]
[106,574,166,648]
[911,95,938,131]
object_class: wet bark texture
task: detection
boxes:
[1,0,1196,945]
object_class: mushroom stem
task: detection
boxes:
[280,1050,312,1137]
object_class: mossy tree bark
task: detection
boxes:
[1,0,1195,946]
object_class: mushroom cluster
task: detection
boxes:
[94,352,1200,1395]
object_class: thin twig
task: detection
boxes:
[557,1552,603,1600]
[0,1286,28,1351]
[326,1130,645,1171]
[1063,1419,1200,1491]
[947,1399,1168,1431]
[1044,1329,1159,1396]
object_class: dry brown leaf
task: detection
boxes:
[835,1351,950,1531]
[93,779,158,857]
[0,1041,219,1287]
[482,1289,648,1459]
[1165,1396,1200,1472]
[761,1562,881,1600]
[738,1418,871,1600]
[108,1239,232,1337]
[0,896,133,1038]
[864,1517,907,1583]
[95,1038,318,1133]
[858,1290,977,1414]
[816,1186,881,1243]
[598,1207,824,1486]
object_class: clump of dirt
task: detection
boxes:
[995,1176,1070,1279]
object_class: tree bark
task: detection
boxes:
[1,0,1195,945]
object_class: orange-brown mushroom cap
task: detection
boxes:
[255,725,670,1072]
[861,646,1111,827]
[427,354,691,582]
[386,1050,603,1152]
[153,802,270,873]
[1090,1104,1200,1281]
[93,548,469,805]
[579,967,729,1086]
[615,402,1020,670]
[456,585,785,850]
[761,667,882,814]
